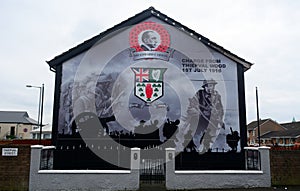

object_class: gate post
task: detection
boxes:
[258,146,271,187]
[29,145,43,190]
[165,148,175,189]
[131,147,140,170]
[131,147,140,189]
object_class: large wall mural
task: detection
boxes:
[56,19,242,168]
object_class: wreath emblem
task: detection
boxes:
[129,21,170,52]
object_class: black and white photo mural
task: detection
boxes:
[49,10,251,170]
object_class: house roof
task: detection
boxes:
[47,7,253,72]
[260,129,300,139]
[280,121,300,131]
[247,119,270,131]
[0,111,38,125]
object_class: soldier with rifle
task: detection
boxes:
[187,79,224,154]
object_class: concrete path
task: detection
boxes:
[139,185,300,191]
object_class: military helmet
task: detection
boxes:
[202,79,217,87]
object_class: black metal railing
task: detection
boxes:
[245,149,260,170]
[140,158,165,184]
[40,147,54,170]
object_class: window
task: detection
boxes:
[290,138,294,144]
[10,126,15,136]
[44,134,51,139]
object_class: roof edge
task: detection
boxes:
[47,7,153,68]
[47,7,253,71]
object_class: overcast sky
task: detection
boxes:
[1,0,299,125]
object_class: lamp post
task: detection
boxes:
[26,84,44,145]
[256,87,261,147]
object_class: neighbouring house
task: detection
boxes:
[0,111,38,139]
[31,124,52,139]
[260,129,300,146]
[281,121,300,131]
[267,121,300,146]
[247,118,286,146]
[247,119,300,146]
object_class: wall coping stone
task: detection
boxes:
[38,170,131,174]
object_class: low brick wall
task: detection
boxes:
[0,145,31,191]
[270,150,300,185]
[0,139,51,146]
[1,143,300,190]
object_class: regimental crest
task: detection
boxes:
[132,67,167,103]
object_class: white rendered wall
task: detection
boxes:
[29,146,140,191]
[165,147,271,190]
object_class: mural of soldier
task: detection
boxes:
[187,79,224,154]
[58,81,74,135]
[95,74,115,134]
[95,74,113,117]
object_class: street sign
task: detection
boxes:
[2,148,18,156]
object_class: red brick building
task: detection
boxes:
[247,119,300,147]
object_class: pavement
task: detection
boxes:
[184,186,300,191]
[139,184,300,191]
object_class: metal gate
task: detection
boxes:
[140,158,165,184]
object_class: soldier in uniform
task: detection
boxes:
[187,79,224,154]
[95,74,115,134]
